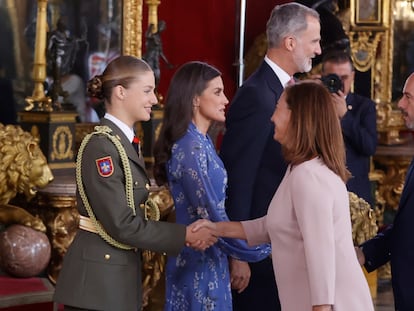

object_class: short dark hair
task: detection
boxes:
[321,50,354,72]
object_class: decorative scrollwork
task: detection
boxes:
[349,192,378,245]
[349,31,382,72]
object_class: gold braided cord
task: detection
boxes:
[76,125,136,250]
[142,199,160,221]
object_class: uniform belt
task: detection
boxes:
[79,215,98,234]
[78,215,138,252]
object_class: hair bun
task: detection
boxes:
[87,75,104,99]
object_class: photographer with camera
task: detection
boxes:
[321,50,377,206]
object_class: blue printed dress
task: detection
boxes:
[164,123,271,311]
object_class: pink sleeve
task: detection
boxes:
[241,216,270,246]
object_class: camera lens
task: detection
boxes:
[321,73,343,93]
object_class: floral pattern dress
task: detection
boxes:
[164,123,271,311]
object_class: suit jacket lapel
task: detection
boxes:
[260,61,284,97]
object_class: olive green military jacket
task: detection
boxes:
[54,118,186,310]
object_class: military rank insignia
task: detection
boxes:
[96,156,114,177]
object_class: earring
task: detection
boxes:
[193,97,200,108]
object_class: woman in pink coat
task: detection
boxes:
[195,81,374,311]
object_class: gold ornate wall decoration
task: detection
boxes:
[349,0,392,103]
[349,31,382,72]
[376,103,405,145]
[348,0,405,146]
[51,125,74,161]
[372,28,392,105]
[374,146,414,211]
[122,0,143,57]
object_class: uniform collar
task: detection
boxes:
[104,113,135,142]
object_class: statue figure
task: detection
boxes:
[47,17,87,111]
[142,20,173,86]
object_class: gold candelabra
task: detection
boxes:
[25,0,52,112]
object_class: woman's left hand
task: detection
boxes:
[230,258,251,293]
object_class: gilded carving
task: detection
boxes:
[375,155,411,211]
[0,124,54,204]
[0,123,54,232]
[349,31,382,72]
[349,192,378,245]
[122,0,143,57]
[142,187,174,310]
[46,206,79,283]
[51,125,74,161]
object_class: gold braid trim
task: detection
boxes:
[76,125,136,250]
[142,198,160,222]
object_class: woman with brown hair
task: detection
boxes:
[195,81,374,311]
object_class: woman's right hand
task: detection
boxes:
[185,219,217,251]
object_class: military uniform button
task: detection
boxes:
[104,254,110,260]
[145,183,150,190]
[134,181,139,186]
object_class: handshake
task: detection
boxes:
[185,219,218,251]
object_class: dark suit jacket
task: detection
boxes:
[54,118,186,311]
[342,93,377,205]
[362,160,414,311]
[220,60,287,221]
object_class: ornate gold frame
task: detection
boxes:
[352,0,383,25]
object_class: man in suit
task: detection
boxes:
[356,72,414,311]
[321,50,378,206]
[219,3,321,310]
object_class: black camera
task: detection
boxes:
[321,73,343,93]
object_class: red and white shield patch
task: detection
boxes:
[96,156,114,177]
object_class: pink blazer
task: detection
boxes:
[242,158,374,311]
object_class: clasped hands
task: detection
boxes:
[185,219,217,251]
